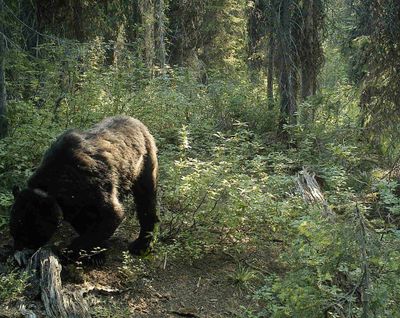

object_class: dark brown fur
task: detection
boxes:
[10,116,159,257]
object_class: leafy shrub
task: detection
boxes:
[0,265,29,304]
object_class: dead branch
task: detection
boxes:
[356,205,370,318]
[170,309,200,317]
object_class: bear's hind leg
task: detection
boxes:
[69,200,124,261]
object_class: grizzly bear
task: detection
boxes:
[10,116,159,259]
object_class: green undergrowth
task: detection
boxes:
[0,45,399,317]
[0,261,29,305]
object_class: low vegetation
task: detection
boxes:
[0,0,399,317]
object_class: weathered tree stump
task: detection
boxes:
[297,167,335,220]
[18,248,91,318]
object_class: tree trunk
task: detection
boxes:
[72,1,85,41]
[267,31,274,109]
[247,0,261,83]
[0,0,7,138]
[139,0,155,76]
[277,0,297,133]
[103,2,120,66]
[154,0,166,75]
[356,205,370,318]
[301,64,312,101]
[300,0,314,101]
[20,0,38,53]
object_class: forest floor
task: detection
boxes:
[0,215,281,318]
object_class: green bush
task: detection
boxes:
[0,264,29,304]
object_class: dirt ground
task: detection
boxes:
[0,218,280,318]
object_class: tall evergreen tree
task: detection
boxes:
[299,0,324,100]
[350,0,400,148]
[276,0,297,130]
[246,0,325,127]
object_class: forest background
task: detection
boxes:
[0,0,400,317]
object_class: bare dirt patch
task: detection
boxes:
[0,218,279,318]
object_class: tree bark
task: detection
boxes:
[267,31,274,108]
[300,0,315,101]
[154,0,166,75]
[20,0,38,53]
[72,1,85,41]
[15,248,91,318]
[0,0,8,138]
[139,0,155,75]
[247,0,262,83]
[297,167,335,220]
[356,205,370,318]
[277,0,297,133]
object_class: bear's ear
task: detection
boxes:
[12,186,21,198]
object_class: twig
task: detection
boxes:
[356,204,370,318]
[82,286,132,296]
[163,252,168,270]
[189,180,218,229]
[244,260,272,275]
[170,310,199,318]
[222,250,271,275]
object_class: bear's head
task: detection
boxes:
[10,187,61,250]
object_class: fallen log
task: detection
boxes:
[17,248,91,318]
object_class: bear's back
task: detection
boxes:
[82,116,153,192]
[29,116,155,196]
